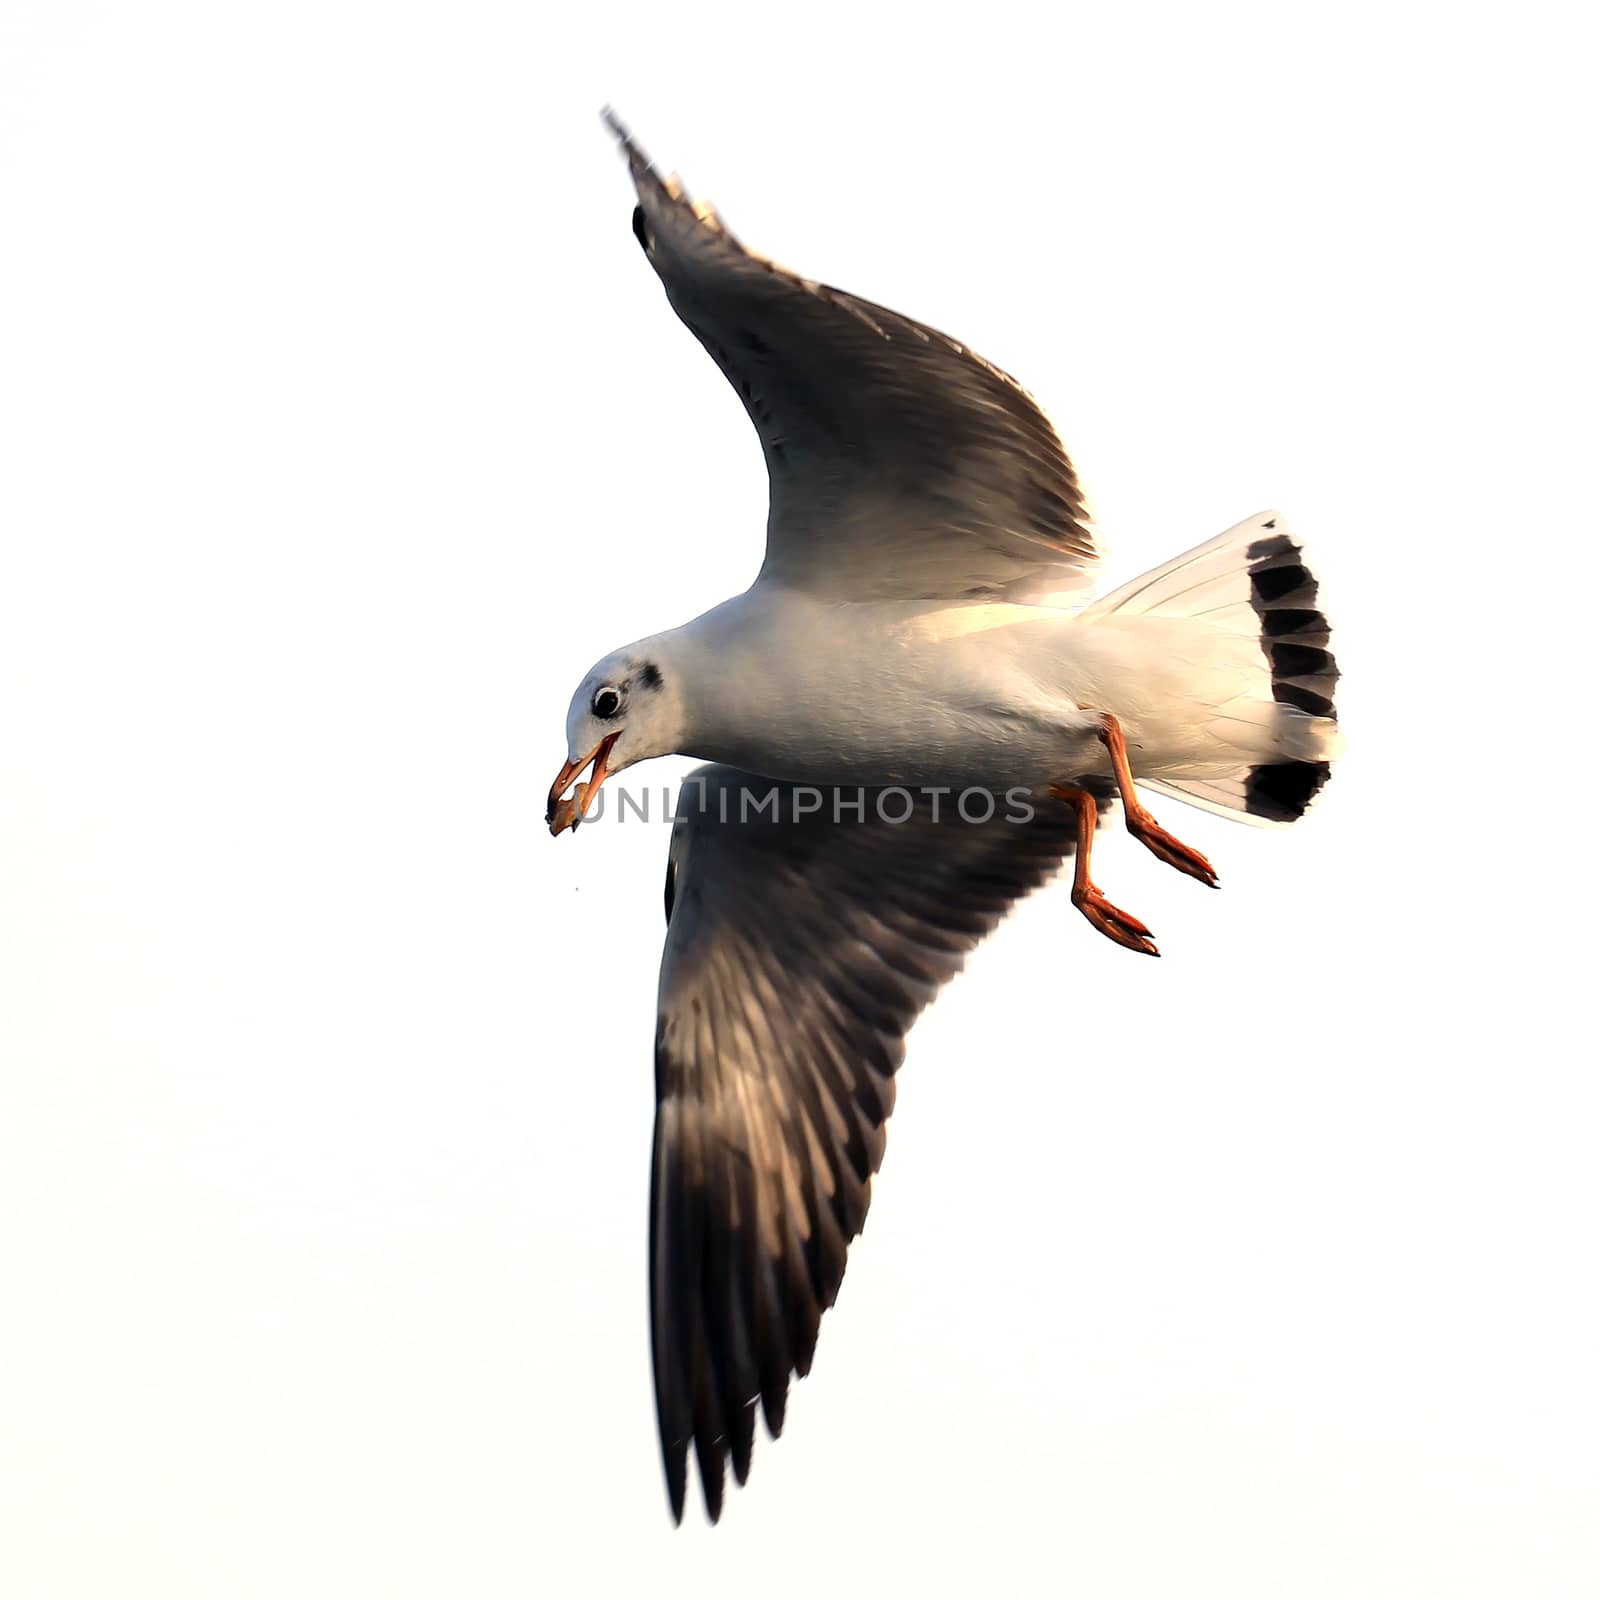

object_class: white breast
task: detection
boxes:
[677,589,1109,787]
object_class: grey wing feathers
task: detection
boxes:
[650,766,1107,1522]
[603,110,1100,604]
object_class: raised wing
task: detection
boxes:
[605,111,1100,604]
[651,766,1111,1521]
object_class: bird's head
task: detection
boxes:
[547,648,679,835]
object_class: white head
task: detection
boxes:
[547,642,686,834]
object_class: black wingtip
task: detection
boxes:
[599,106,670,222]
[665,1451,687,1526]
[599,105,653,173]
[732,1413,755,1486]
[700,1459,725,1524]
[761,1379,788,1438]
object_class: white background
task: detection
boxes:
[2,3,1595,1595]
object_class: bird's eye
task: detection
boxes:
[591,686,622,720]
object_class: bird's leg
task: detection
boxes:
[1095,713,1219,888]
[1049,783,1159,957]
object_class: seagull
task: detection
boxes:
[549,112,1342,1522]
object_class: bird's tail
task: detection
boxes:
[1082,511,1341,825]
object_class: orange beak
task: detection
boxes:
[546,732,621,837]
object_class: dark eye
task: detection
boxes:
[591,686,622,720]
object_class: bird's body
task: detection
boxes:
[632,580,1323,790]
[548,112,1344,1524]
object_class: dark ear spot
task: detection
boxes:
[631,205,649,251]
[638,661,663,691]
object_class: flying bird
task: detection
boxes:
[549,111,1342,1522]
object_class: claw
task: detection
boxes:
[1129,813,1219,888]
[1073,886,1160,957]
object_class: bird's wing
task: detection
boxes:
[651,765,1109,1522]
[605,111,1101,604]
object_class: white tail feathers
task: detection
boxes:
[1090,511,1341,826]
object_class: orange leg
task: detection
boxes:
[1049,783,1160,957]
[1096,714,1219,889]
